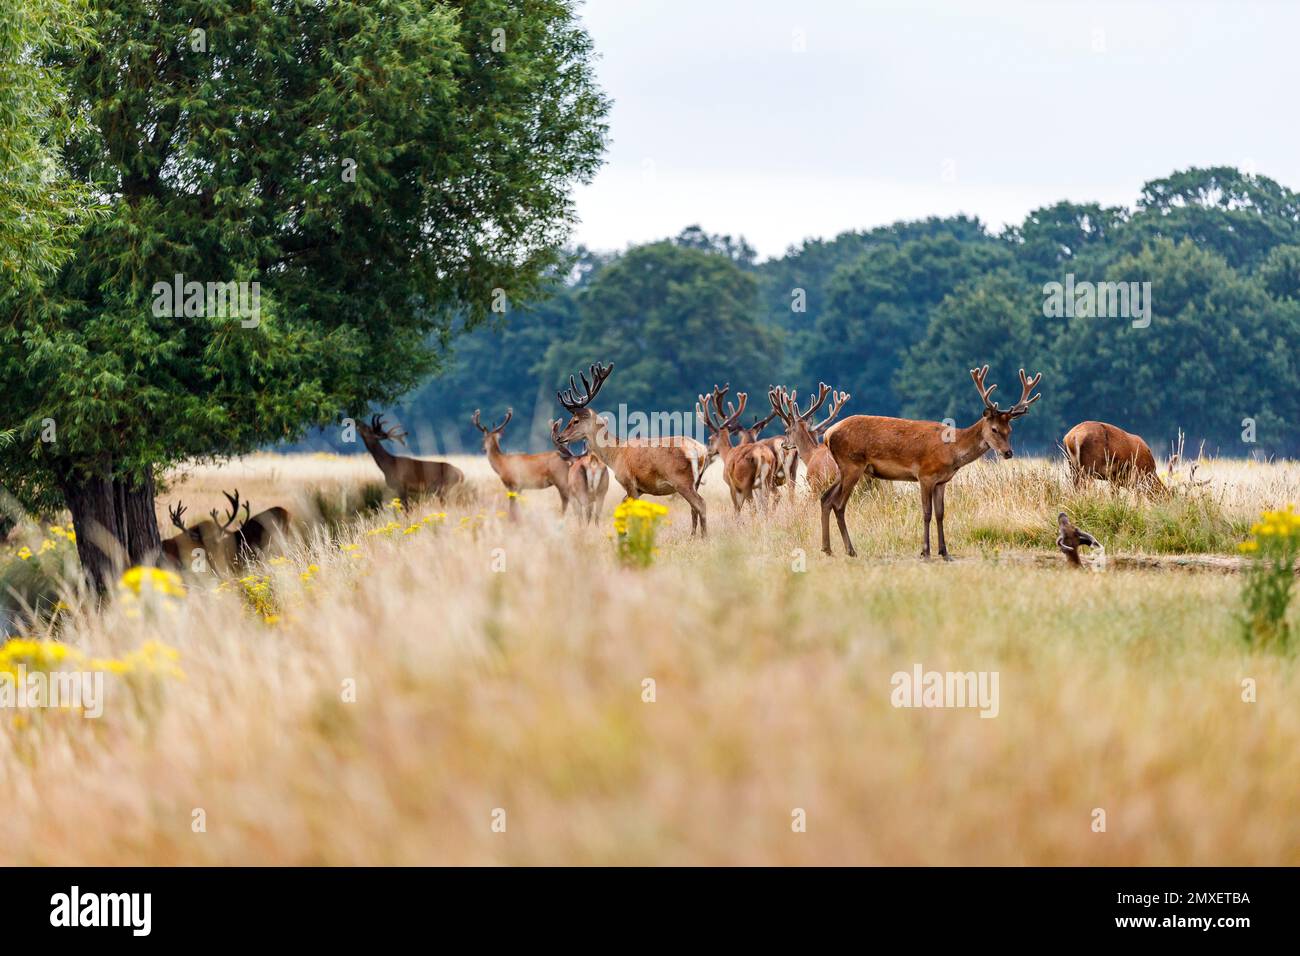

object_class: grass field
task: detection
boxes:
[0,451,1297,865]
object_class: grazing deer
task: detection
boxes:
[698,387,776,514]
[555,362,710,535]
[550,419,610,523]
[820,366,1043,560]
[474,408,573,518]
[729,403,793,501]
[1056,512,1100,568]
[1063,421,1166,495]
[768,384,851,493]
[359,414,464,508]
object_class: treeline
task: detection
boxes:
[312,167,1300,457]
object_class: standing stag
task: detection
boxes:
[697,386,777,514]
[550,419,610,523]
[359,415,464,508]
[474,408,573,518]
[555,363,711,534]
[768,383,851,493]
[820,365,1042,560]
[1063,421,1166,495]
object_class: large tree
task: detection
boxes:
[0,0,607,588]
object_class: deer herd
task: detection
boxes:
[157,359,1171,574]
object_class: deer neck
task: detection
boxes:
[361,431,397,473]
[583,416,627,473]
[951,421,991,469]
[484,434,507,472]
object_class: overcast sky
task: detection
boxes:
[570,0,1300,260]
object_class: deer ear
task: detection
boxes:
[982,407,994,419]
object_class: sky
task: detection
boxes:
[570,0,1300,260]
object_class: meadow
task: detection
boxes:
[0,451,1297,865]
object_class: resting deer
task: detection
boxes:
[729,403,792,501]
[474,408,573,518]
[359,415,464,508]
[769,384,851,493]
[821,366,1042,560]
[698,386,777,514]
[161,490,289,572]
[550,419,610,524]
[555,362,710,535]
[1063,421,1166,495]
[1057,511,1101,568]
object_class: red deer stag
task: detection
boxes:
[473,408,574,518]
[820,366,1042,560]
[769,384,851,493]
[698,386,777,514]
[550,419,610,523]
[359,415,464,508]
[555,363,710,534]
[161,490,289,572]
[729,403,792,501]
[1062,421,1166,495]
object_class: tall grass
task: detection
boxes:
[0,453,1296,864]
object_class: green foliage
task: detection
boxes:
[1,0,608,508]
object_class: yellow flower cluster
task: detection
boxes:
[0,637,183,680]
[1239,505,1300,552]
[612,498,669,535]
[118,566,186,598]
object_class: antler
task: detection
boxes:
[168,502,188,532]
[720,392,748,431]
[557,362,614,412]
[550,419,576,460]
[800,383,832,421]
[211,489,247,532]
[738,402,779,434]
[768,386,794,426]
[970,365,999,411]
[1008,368,1042,418]
[811,389,851,435]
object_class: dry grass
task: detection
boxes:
[0,451,1297,865]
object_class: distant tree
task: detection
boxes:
[896,270,1063,446]
[1001,201,1127,280]
[1054,240,1298,454]
[1115,167,1300,271]
[543,241,774,422]
[797,234,1014,417]
[0,0,608,589]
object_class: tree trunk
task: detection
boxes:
[61,468,161,594]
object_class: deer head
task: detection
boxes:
[471,407,513,453]
[770,383,850,448]
[696,386,746,459]
[970,365,1042,459]
[360,414,408,447]
[550,419,578,461]
[556,362,614,445]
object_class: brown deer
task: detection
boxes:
[768,384,851,493]
[1062,421,1166,495]
[555,362,711,535]
[698,387,776,514]
[728,403,792,501]
[474,408,573,518]
[359,414,464,508]
[1056,511,1100,568]
[550,419,610,524]
[160,490,289,572]
[820,366,1042,560]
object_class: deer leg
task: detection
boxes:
[919,480,934,558]
[934,481,951,560]
[677,483,707,537]
[820,479,841,555]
